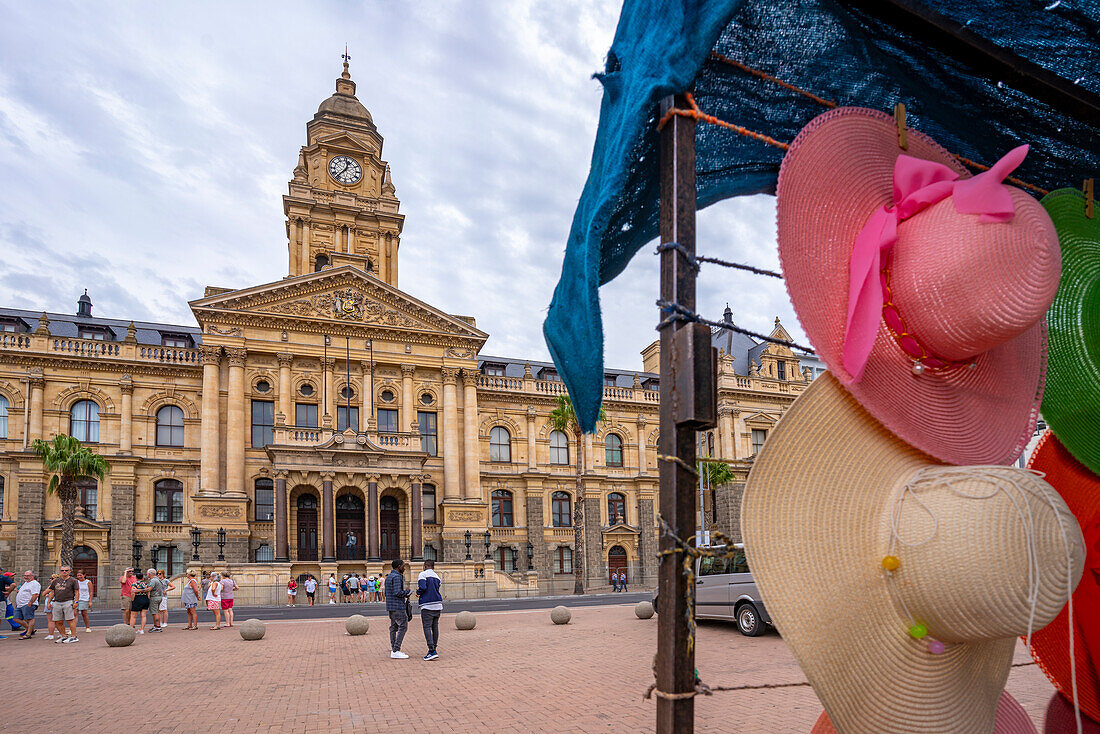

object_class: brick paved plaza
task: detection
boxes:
[6,603,1053,733]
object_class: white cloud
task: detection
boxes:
[0,1,801,372]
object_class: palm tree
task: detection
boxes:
[547,393,604,595]
[698,460,735,488]
[31,435,110,569]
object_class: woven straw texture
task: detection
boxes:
[1027,431,1100,724]
[1045,691,1100,733]
[742,373,1082,733]
[777,107,1058,467]
[1039,189,1100,477]
[811,691,1038,733]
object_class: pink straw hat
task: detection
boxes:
[777,107,1060,465]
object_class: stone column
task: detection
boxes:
[322,357,335,424]
[636,416,648,475]
[718,408,736,460]
[27,372,44,441]
[441,368,461,500]
[107,483,135,588]
[277,353,293,422]
[274,470,289,561]
[225,347,247,496]
[118,376,133,454]
[199,346,221,495]
[299,219,310,274]
[321,472,336,562]
[348,225,355,253]
[462,369,481,500]
[359,361,374,429]
[411,475,424,560]
[401,364,415,431]
[584,434,594,472]
[13,481,45,574]
[367,474,380,560]
[526,407,538,470]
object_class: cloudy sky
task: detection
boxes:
[0,2,800,372]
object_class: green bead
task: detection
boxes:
[909,623,928,640]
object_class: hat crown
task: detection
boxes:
[891,190,1061,361]
[891,466,1083,643]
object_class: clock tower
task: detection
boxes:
[282,59,404,285]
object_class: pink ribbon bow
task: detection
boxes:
[842,145,1029,382]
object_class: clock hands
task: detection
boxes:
[331,158,348,176]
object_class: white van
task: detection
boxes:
[694,543,772,636]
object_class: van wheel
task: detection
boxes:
[736,603,764,636]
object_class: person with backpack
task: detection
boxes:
[384,559,412,659]
[416,559,443,661]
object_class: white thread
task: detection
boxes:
[883,466,1082,734]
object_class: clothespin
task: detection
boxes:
[894,103,908,150]
[1085,178,1094,219]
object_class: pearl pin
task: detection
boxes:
[911,362,925,376]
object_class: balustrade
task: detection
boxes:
[139,346,199,363]
[52,338,119,357]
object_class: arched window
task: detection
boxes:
[154,479,183,523]
[549,430,569,465]
[156,405,185,447]
[423,545,437,561]
[489,426,511,462]
[551,491,572,527]
[314,253,329,272]
[255,544,274,562]
[0,394,8,438]
[491,489,514,527]
[297,493,317,509]
[254,478,274,521]
[70,400,100,443]
[605,433,623,467]
[608,492,626,524]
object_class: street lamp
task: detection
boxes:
[216,527,226,562]
[190,527,201,561]
[510,547,518,572]
[150,545,160,572]
[483,530,492,560]
[131,539,143,569]
[526,541,534,571]
[464,530,472,561]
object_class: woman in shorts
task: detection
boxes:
[328,574,337,604]
[181,570,201,630]
[205,571,222,629]
[286,577,297,607]
[130,571,151,633]
[74,570,93,632]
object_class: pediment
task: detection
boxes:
[190,266,487,341]
[742,412,778,426]
[310,131,376,156]
[44,515,110,532]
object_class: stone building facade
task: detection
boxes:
[0,62,817,597]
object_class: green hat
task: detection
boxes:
[1040,187,1100,475]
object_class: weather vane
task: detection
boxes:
[342,45,351,65]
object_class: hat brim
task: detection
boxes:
[1027,431,1100,723]
[1039,189,1100,476]
[777,107,1045,466]
[811,691,1038,733]
[744,373,1018,733]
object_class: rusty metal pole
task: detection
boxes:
[656,93,697,734]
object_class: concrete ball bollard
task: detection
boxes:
[455,611,477,630]
[550,606,571,625]
[105,623,136,647]
[345,614,370,636]
[239,619,266,641]
[635,601,655,619]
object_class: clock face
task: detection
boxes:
[328,155,362,185]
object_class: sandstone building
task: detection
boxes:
[0,62,818,597]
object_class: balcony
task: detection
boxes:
[271,425,424,452]
[477,374,661,406]
[0,331,201,370]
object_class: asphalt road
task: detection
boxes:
[76,591,653,625]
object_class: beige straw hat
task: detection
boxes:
[743,373,1085,733]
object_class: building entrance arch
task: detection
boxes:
[380,495,400,561]
[608,545,628,583]
[297,494,318,562]
[336,493,366,560]
[73,545,98,590]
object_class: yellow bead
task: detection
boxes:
[909,623,928,640]
[881,555,900,571]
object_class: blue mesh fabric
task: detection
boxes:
[543,0,1100,432]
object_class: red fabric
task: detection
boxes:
[1045,691,1100,733]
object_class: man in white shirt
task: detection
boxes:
[304,575,318,606]
[14,570,41,639]
[416,560,444,661]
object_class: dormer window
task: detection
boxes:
[539,368,561,382]
[0,317,28,333]
[78,326,112,341]
[482,363,506,377]
[161,333,193,348]
[603,375,617,387]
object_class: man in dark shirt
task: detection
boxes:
[384,559,412,659]
[45,565,80,643]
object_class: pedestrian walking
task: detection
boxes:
[378,571,385,603]
[119,567,135,626]
[74,571,93,632]
[327,574,337,604]
[14,570,40,639]
[206,571,223,629]
[619,571,628,593]
[221,572,238,626]
[286,577,297,607]
[181,570,201,630]
[42,573,59,639]
[304,575,317,606]
[45,565,80,643]
[146,568,166,632]
[610,571,619,592]
[384,559,412,659]
[130,571,151,634]
[416,559,443,661]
